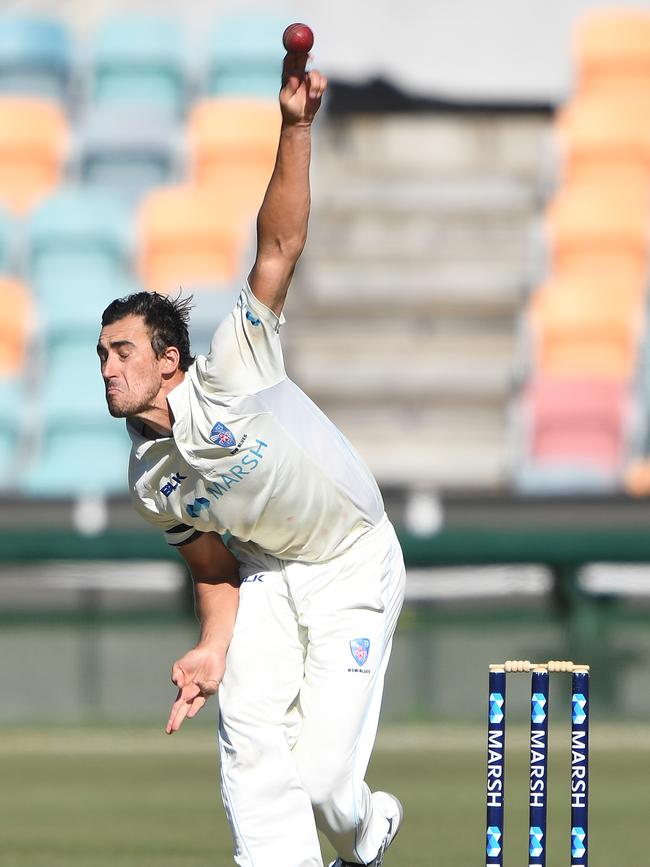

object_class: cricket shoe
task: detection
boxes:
[328,792,403,867]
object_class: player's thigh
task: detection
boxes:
[294,523,405,764]
[220,565,305,728]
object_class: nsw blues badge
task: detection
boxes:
[209,421,236,448]
[350,638,371,667]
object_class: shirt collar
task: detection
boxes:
[166,373,189,431]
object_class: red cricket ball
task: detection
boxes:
[282,22,314,54]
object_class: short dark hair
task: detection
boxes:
[101,292,195,371]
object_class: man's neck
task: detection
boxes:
[131,372,184,438]
[138,414,173,438]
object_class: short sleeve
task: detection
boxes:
[196,282,286,395]
[164,523,203,548]
[130,486,203,548]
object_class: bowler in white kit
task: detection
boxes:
[97,50,405,867]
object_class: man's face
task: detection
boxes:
[97,315,164,418]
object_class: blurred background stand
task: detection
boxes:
[0,0,650,732]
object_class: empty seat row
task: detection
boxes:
[0,13,287,111]
[0,181,256,300]
[0,95,279,212]
[514,9,650,494]
[575,10,650,98]
[0,13,286,497]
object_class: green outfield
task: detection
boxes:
[0,723,646,866]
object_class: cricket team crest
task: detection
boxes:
[350,638,371,667]
[209,421,237,448]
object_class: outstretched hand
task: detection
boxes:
[166,645,226,734]
[280,53,327,126]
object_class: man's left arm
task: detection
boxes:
[165,532,240,734]
[248,52,327,316]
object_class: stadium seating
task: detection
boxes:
[0,277,33,374]
[514,377,631,492]
[544,183,650,281]
[27,188,134,333]
[0,278,32,489]
[0,378,23,486]
[75,106,184,202]
[518,11,650,494]
[187,284,241,357]
[528,281,643,380]
[6,8,647,500]
[21,321,131,497]
[138,185,246,293]
[205,13,284,97]
[22,418,131,497]
[0,205,14,274]
[40,327,109,418]
[555,93,650,187]
[574,9,650,96]
[0,16,72,102]
[0,97,67,213]
[188,98,279,213]
[90,15,186,116]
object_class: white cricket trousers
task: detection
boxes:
[218,514,406,867]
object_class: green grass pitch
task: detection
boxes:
[0,723,646,866]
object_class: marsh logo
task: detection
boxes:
[531,693,547,724]
[571,826,586,859]
[572,693,587,725]
[489,692,504,724]
[529,826,544,858]
[183,439,269,518]
[209,422,236,448]
[186,497,210,518]
[486,825,502,858]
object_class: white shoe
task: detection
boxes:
[328,791,403,867]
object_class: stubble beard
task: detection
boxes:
[106,379,161,420]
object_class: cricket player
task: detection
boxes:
[97,51,405,867]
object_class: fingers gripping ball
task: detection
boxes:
[282,22,314,54]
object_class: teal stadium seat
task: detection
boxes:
[41,328,110,421]
[206,13,285,98]
[0,205,14,272]
[0,378,23,490]
[188,284,241,356]
[91,15,186,116]
[23,329,131,497]
[27,188,135,333]
[0,16,72,101]
[22,419,131,497]
[76,106,184,202]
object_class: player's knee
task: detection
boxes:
[299,756,348,813]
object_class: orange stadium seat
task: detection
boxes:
[528,282,643,380]
[522,377,629,469]
[575,10,650,96]
[188,99,280,214]
[532,270,647,312]
[138,185,247,293]
[544,183,650,281]
[0,277,33,375]
[0,97,67,213]
[555,94,650,186]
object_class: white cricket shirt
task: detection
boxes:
[127,283,384,562]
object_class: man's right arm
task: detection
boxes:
[166,532,240,734]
